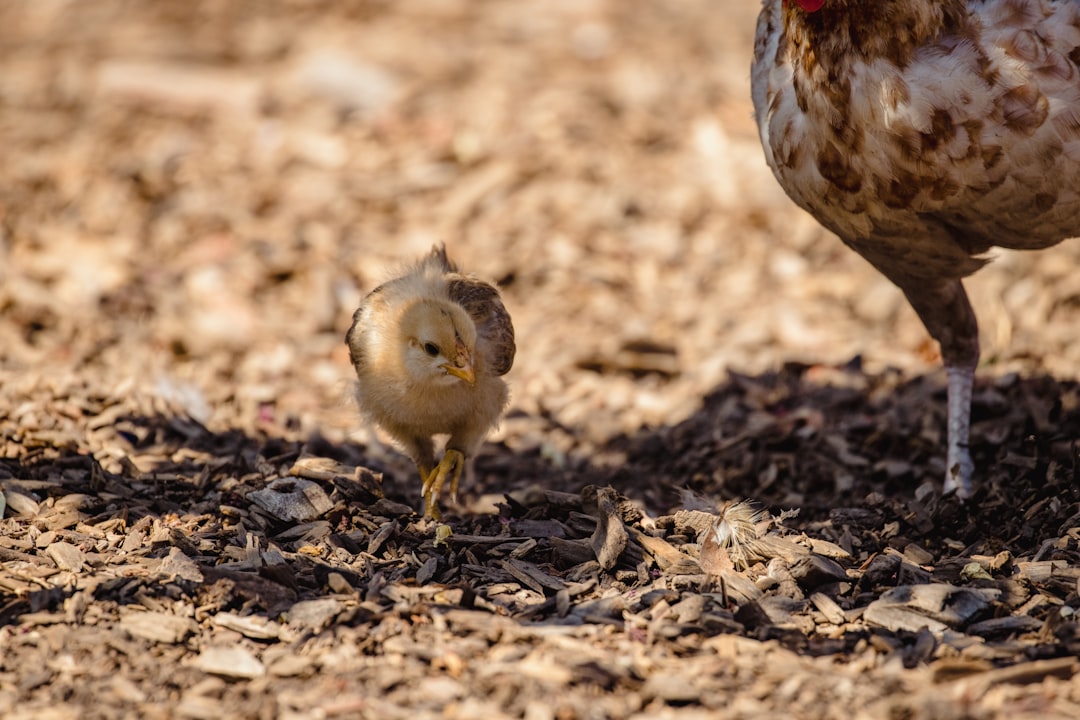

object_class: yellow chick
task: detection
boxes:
[346,245,515,518]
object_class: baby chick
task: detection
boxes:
[346,245,515,518]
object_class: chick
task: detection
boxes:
[346,245,515,518]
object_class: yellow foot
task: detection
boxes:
[420,449,465,519]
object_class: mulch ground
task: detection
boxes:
[2,1,1080,718]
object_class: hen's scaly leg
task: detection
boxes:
[421,449,465,519]
[894,276,979,498]
[944,366,975,497]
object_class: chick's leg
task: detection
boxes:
[421,449,465,519]
[396,436,437,514]
[896,276,979,498]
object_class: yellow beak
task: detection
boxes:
[441,346,475,385]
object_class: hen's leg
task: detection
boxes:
[894,276,979,498]
[944,366,975,496]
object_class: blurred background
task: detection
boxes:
[2,0,1079,456]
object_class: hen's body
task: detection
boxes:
[752,0,1080,495]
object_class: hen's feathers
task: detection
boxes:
[753,0,1080,282]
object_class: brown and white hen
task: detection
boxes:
[752,0,1080,496]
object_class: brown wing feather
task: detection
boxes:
[345,284,386,371]
[446,276,515,376]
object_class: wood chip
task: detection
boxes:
[158,547,205,583]
[248,478,333,522]
[864,585,999,633]
[45,542,86,572]
[286,598,344,631]
[589,487,628,571]
[789,554,849,588]
[809,592,846,625]
[966,615,1043,637]
[192,646,266,679]
[632,527,701,574]
[120,611,196,644]
[213,612,282,640]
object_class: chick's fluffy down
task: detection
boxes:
[346,245,515,511]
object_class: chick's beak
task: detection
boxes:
[441,343,475,385]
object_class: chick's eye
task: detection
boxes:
[422,342,440,357]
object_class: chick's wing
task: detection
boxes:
[446,276,516,376]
